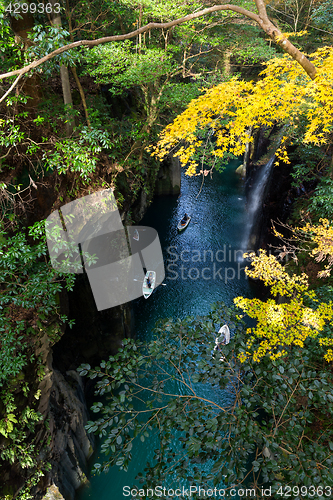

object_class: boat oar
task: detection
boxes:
[133,279,167,286]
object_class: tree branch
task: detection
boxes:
[253,0,316,79]
[0,74,23,104]
[0,1,317,103]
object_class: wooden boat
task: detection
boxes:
[214,324,230,350]
[177,215,191,232]
[142,270,156,299]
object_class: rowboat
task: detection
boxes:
[142,270,156,299]
[214,324,230,350]
[213,324,230,362]
[177,215,191,232]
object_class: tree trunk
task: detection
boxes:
[10,12,42,111]
[71,66,92,129]
[138,4,143,54]
[50,0,74,136]
[59,65,74,136]
[65,0,91,129]
[224,49,232,77]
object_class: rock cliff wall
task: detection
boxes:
[155,154,181,196]
[41,369,94,500]
[39,274,132,499]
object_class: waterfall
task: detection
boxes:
[241,155,275,252]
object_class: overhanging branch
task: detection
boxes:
[0,1,317,105]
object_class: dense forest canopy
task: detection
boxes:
[1,0,333,498]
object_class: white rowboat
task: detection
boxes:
[177,216,191,232]
[214,324,230,350]
[142,271,156,299]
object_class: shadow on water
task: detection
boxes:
[76,160,258,500]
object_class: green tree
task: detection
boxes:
[0,0,320,100]
[0,0,325,216]
[79,295,333,496]
[0,222,75,499]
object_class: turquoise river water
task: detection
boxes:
[76,160,256,500]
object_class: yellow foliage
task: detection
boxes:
[151,47,333,175]
[298,218,333,277]
[325,349,333,362]
[234,250,333,363]
[274,136,291,166]
[275,31,308,42]
[243,249,308,297]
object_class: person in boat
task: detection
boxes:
[146,276,151,288]
[181,213,189,224]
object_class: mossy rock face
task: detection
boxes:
[1,485,14,499]
[42,484,65,500]
[52,273,132,372]
[155,155,181,196]
[235,164,245,177]
[8,371,25,387]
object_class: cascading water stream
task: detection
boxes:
[241,155,275,252]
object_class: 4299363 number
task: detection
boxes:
[5,3,60,14]
[277,485,332,497]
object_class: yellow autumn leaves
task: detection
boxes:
[150,78,254,174]
[234,294,333,363]
[234,221,333,364]
[150,47,333,175]
[299,218,333,278]
[242,249,309,297]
